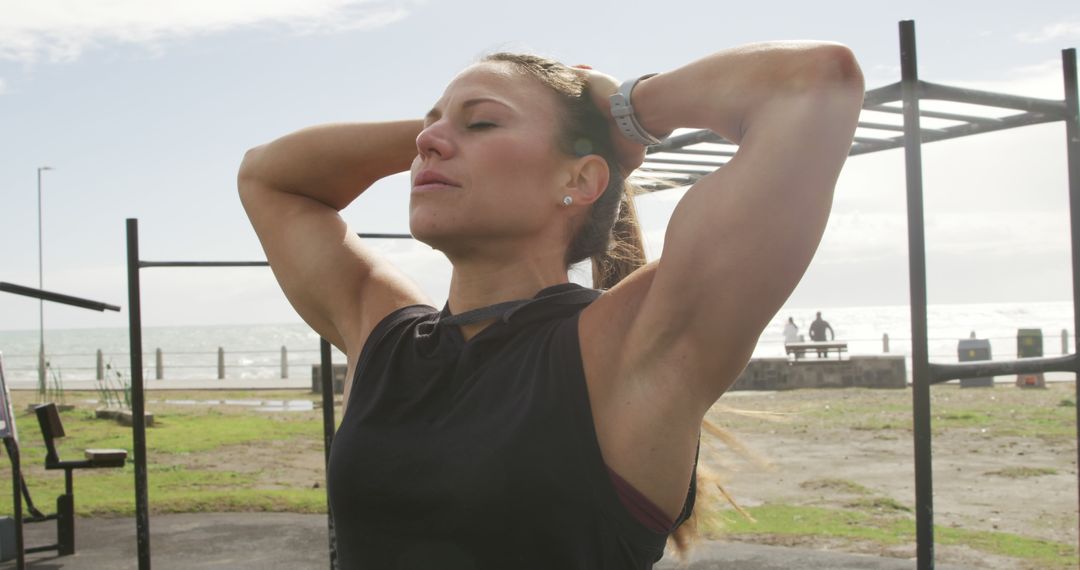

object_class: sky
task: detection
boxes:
[1,0,1078,331]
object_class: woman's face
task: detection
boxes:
[409,62,575,258]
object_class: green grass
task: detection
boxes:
[0,397,329,517]
[712,503,1078,569]
[984,466,1058,479]
[799,478,872,495]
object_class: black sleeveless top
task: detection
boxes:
[327,283,696,569]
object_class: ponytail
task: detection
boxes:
[591,184,647,290]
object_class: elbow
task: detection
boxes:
[236,145,267,197]
[237,145,264,182]
[807,43,865,96]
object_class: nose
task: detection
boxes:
[415,121,455,160]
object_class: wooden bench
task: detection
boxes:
[785,341,849,360]
[30,403,127,556]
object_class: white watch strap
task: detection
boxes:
[609,73,661,146]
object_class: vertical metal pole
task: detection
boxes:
[281,346,289,379]
[900,20,935,569]
[1060,46,1080,554]
[319,338,337,569]
[7,438,25,570]
[126,218,151,569]
[36,167,46,399]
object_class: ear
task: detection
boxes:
[563,155,610,206]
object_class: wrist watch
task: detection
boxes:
[609,73,662,146]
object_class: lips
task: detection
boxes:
[412,169,460,191]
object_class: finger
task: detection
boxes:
[572,64,593,70]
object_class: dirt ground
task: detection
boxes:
[703,382,1078,568]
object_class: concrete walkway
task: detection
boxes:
[1,513,970,570]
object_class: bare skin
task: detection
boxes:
[238,43,864,523]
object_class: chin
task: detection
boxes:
[408,214,454,251]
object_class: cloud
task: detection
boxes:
[1016,21,1080,44]
[0,0,415,63]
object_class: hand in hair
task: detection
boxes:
[572,66,650,176]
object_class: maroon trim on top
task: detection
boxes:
[605,465,675,533]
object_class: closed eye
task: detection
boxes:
[467,121,497,130]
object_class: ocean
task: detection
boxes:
[0,300,1073,386]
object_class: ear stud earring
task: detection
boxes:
[562,196,573,206]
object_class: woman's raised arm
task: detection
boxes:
[585,43,864,414]
[238,121,430,355]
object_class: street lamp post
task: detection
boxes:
[37,166,52,397]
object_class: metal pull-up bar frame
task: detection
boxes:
[124,218,411,569]
[1,283,120,570]
[641,20,1079,570]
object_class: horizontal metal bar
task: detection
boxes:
[850,107,1062,156]
[929,354,1078,383]
[857,120,906,132]
[0,282,121,312]
[863,82,902,107]
[858,121,948,136]
[140,261,269,268]
[650,148,737,157]
[637,166,721,175]
[357,233,413,239]
[864,103,1004,124]
[648,130,728,152]
[642,157,727,168]
[138,234,414,269]
[853,135,893,144]
[921,81,1067,117]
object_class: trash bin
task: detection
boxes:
[1016,328,1045,388]
[957,338,993,388]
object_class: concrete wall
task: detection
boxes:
[311,363,348,394]
[731,355,906,391]
[313,356,907,394]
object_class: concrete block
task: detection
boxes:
[117,410,154,428]
[311,364,348,395]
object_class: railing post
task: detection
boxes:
[281,346,288,379]
[96,349,104,380]
[883,333,890,353]
[155,348,163,380]
[217,347,225,380]
[1064,329,1070,355]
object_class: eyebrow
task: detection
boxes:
[424,97,512,123]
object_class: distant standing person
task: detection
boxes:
[783,317,799,343]
[809,311,834,357]
[783,317,804,359]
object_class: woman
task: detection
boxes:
[238,43,863,569]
